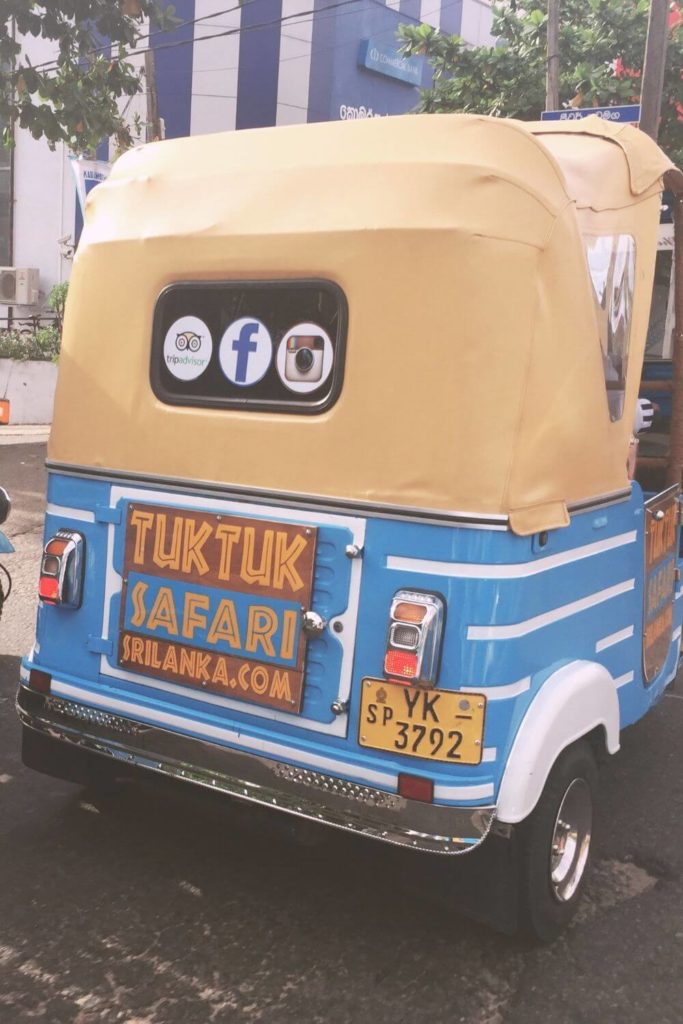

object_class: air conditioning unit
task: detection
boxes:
[0,267,40,305]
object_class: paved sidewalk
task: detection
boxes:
[0,425,50,446]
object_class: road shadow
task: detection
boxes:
[3,653,683,1023]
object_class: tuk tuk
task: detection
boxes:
[0,486,13,616]
[17,113,683,940]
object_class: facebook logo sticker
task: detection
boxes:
[219,317,273,387]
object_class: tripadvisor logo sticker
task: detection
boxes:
[163,316,213,381]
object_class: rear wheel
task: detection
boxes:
[516,739,597,941]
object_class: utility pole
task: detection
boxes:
[640,0,669,141]
[144,49,162,143]
[545,0,560,112]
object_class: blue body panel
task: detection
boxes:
[23,472,683,808]
[0,531,14,554]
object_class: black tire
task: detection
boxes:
[516,739,598,942]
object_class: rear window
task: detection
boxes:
[151,280,347,415]
[584,234,636,422]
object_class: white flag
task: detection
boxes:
[70,158,111,218]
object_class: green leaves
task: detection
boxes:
[1,1,175,155]
[399,0,683,166]
[0,326,61,362]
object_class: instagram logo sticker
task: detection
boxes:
[276,323,334,394]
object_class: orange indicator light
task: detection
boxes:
[393,601,428,624]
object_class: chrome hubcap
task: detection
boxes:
[549,778,592,903]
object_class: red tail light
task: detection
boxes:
[39,530,85,608]
[38,576,60,603]
[28,669,52,693]
[398,773,434,803]
[384,649,418,680]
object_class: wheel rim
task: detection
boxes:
[549,777,592,903]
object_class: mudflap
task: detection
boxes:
[420,830,520,935]
[21,727,120,789]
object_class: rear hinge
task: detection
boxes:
[87,635,114,656]
[95,504,122,525]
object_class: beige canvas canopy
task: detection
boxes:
[50,113,681,534]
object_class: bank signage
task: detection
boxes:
[70,157,111,218]
[358,37,424,87]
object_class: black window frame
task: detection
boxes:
[150,278,348,416]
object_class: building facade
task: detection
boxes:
[2,0,494,308]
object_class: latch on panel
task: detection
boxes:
[87,635,114,656]
[94,504,122,525]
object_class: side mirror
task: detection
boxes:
[0,487,11,526]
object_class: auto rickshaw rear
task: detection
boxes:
[18,113,683,939]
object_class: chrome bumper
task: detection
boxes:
[16,685,495,855]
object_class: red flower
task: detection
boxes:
[613,56,642,79]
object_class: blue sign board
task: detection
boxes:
[308,0,430,123]
[358,37,424,87]
[540,104,641,124]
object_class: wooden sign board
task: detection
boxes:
[117,503,317,713]
[643,486,679,684]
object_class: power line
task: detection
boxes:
[187,0,461,76]
[23,2,259,74]
[20,0,366,78]
[16,0,464,122]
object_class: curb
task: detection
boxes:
[0,425,50,446]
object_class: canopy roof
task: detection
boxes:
[50,114,679,533]
[531,115,682,205]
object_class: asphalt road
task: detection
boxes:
[1,443,683,1023]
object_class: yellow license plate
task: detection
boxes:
[358,679,486,765]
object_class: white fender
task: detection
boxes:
[496,660,621,824]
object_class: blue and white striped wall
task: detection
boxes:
[151,0,494,137]
[7,0,495,305]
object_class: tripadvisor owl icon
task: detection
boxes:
[175,331,202,353]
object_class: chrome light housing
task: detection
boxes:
[384,590,445,686]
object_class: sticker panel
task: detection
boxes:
[151,280,347,415]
